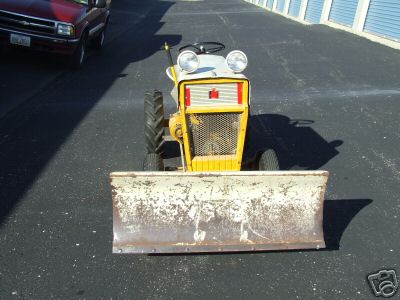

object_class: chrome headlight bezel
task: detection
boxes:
[57,23,75,36]
[226,50,248,73]
[177,50,200,73]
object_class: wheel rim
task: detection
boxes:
[79,42,85,64]
[100,31,105,46]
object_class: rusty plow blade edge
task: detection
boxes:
[110,171,329,254]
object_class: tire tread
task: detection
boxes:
[143,153,164,171]
[144,90,164,154]
[259,149,280,171]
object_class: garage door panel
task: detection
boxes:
[328,0,358,27]
[305,0,324,24]
[289,0,302,17]
[364,0,400,41]
[276,0,286,12]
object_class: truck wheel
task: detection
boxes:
[143,153,164,171]
[69,33,87,69]
[258,149,280,171]
[92,25,107,50]
[144,90,164,154]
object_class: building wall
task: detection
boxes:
[245,0,400,50]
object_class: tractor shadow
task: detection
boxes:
[163,113,343,170]
[244,113,343,170]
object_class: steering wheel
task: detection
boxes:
[179,42,225,55]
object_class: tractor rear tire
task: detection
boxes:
[144,90,164,154]
[143,153,164,171]
[258,149,280,171]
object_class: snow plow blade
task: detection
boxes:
[111,171,329,254]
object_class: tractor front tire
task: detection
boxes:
[258,149,280,171]
[144,90,164,154]
[143,153,164,171]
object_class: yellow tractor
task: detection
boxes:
[110,42,329,254]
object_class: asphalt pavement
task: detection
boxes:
[1,0,400,299]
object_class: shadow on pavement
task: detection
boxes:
[324,199,372,250]
[0,0,181,225]
[164,113,343,171]
[246,113,343,170]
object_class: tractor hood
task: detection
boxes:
[0,0,87,24]
[176,55,247,82]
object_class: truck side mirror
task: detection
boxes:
[95,0,107,8]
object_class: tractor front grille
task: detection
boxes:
[186,112,242,157]
[186,83,240,107]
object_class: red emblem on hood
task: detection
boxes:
[209,88,219,99]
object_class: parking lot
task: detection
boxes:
[1,0,400,298]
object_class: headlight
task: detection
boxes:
[57,24,75,36]
[177,50,199,73]
[226,50,248,73]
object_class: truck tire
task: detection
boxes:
[143,153,164,171]
[144,90,164,154]
[92,22,107,50]
[258,149,279,171]
[69,33,88,69]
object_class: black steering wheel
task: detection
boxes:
[179,42,225,55]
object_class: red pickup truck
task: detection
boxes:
[0,0,110,68]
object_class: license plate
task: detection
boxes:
[10,33,31,47]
